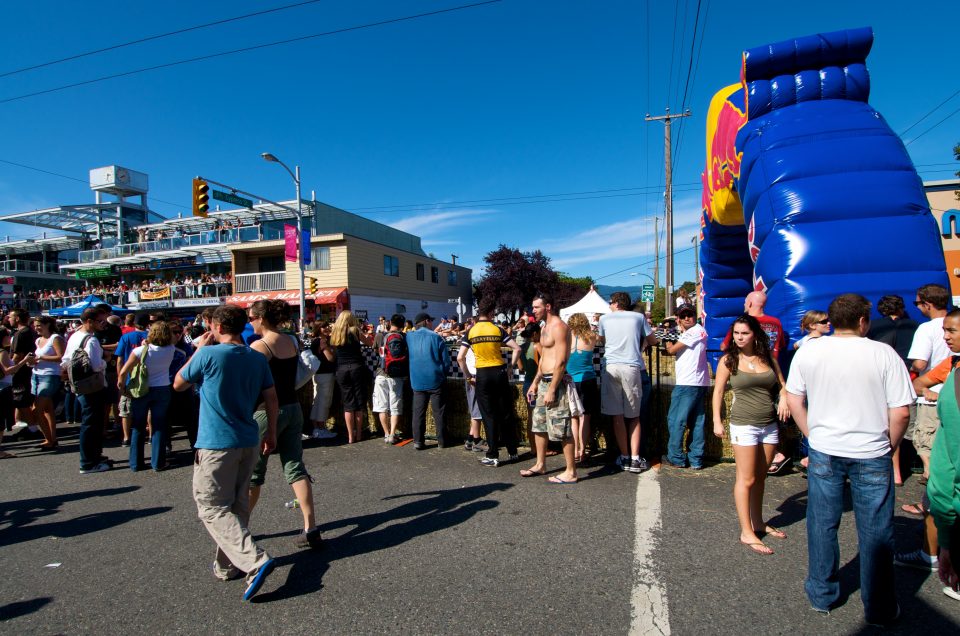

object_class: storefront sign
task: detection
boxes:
[140,288,171,300]
[225,287,347,308]
[116,263,150,273]
[130,300,171,309]
[76,267,114,279]
[149,256,197,270]
[173,298,223,308]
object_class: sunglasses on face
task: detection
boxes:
[816,319,830,325]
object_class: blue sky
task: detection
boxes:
[0,0,957,289]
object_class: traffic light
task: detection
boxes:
[192,178,209,217]
[308,277,319,295]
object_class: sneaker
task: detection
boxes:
[314,428,337,439]
[301,433,311,441]
[472,440,490,453]
[507,453,519,463]
[212,562,243,581]
[293,528,324,550]
[944,586,960,601]
[480,457,500,467]
[464,438,474,451]
[121,439,130,447]
[79,462,111,474]
[615,455,630,472]
[660,454,686,469]
[243,557,276,601]
[384,435,392,444]
[413,442,425,450]
[629,458,649,474]
[894,549,938,571]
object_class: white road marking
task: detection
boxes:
[630,469,670,636]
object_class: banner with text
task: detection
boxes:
[284,224,298,263]
[140,288,171,301]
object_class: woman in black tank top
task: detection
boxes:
[246,300,323,550]
[330,310,374,444]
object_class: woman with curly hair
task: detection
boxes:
[712,314,790,556]
[566,313,599,463]
[330,311,373,443]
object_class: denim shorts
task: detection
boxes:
[31,374,62,399]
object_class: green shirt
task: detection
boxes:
[931,367,960,549]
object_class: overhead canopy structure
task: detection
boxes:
[559,288,611,322]
[48,295,132,317]
[0,203,163,236]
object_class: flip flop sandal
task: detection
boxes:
[901,502,926,516]
[548,475,578,484]
[763,526,787,540]
[519,468,545,478]
[740,540,774,556]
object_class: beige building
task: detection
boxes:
[228,216,473,324]
[927,179,960,304]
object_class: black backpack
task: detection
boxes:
[68,335,105,395]
[382,332,409,377]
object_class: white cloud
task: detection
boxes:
[387,208,492,237]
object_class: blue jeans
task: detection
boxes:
[77,389,106,470]
[805,448,897,622]
[665,385,707,468]
[130,386,172,471]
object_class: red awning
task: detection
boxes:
[225,288,347,308]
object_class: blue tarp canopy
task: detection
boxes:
[49,295,132,317]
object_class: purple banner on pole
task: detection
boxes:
[302,230,311,265]
[284,224,297,263]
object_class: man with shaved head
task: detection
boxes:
[722,290,789,471]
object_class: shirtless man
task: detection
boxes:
[524,292,578,484]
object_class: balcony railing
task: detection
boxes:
[234,271,286,293]
[26,282,233,311]
[77,225,286,263]
[0,259,61,274]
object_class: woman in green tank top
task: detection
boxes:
[712,314,790,556]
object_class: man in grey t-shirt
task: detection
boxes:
[598,292,657,473]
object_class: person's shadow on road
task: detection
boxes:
[253,482,512,603]
[0,486,170,548]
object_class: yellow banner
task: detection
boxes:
[140,288,171,300]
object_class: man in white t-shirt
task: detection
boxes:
[785,293,914,626]
[662,304,711,469]
[598,291,657,473]
[906,283,951,482]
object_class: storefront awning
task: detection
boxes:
[224,287,347,308]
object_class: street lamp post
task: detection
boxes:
[261,152,306,333]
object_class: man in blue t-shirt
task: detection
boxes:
[174,304,279,602]
[115,313,150,447]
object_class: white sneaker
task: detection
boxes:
[945,586,960,601]
[80,462,111,474]
[384,435,391,444]
[301,433,311,441]
[11,421,28,431]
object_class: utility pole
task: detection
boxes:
[646,107,691,315]
[653,216,660,308]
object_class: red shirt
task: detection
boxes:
[721,314,787,360]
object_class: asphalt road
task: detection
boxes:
[1,424,957,635]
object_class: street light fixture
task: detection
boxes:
[261,152,306,332]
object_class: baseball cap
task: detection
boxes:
[414,312,433,324]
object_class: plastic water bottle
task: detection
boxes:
[284,499,300,509]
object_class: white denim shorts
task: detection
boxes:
[729,422,779,447]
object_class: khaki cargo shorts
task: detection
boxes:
[531,377,573,442]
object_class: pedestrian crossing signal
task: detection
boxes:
[308,277,319,294]
[192,178,209,217]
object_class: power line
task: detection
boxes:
[0,158,188,212]
[0,0,328,79]
[905,104,960,147]
[672,0,705,174]
[898,87,960,137]
[0,1,503,105]
[352,183,701,212]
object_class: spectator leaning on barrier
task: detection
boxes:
[406,312,450,450]
[374,314,408,445]
[662,304,711,470]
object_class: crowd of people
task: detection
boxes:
[19,274,234,310]
[0,282,957,615]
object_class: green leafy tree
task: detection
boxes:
[475,247,593,317]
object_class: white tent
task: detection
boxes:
[560,288,611,322]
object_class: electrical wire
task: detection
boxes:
[904,104,960,147]
[898,88,960,137]
[0,1,503,105]
[0,0,328,79]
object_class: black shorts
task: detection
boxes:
[11,383,34,408]
[336,364,370,412]
[575,378,600,418]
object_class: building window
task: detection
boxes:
[431,266,439,284]
[258,255,284,272]
[384,255,399,277]
[447,270,457,286]
[311,246,330,270]
[416,263,425,281]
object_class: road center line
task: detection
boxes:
[629,469,670,636]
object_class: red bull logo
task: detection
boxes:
[703,84,747,225]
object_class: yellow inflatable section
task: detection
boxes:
[703,83,747,226]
